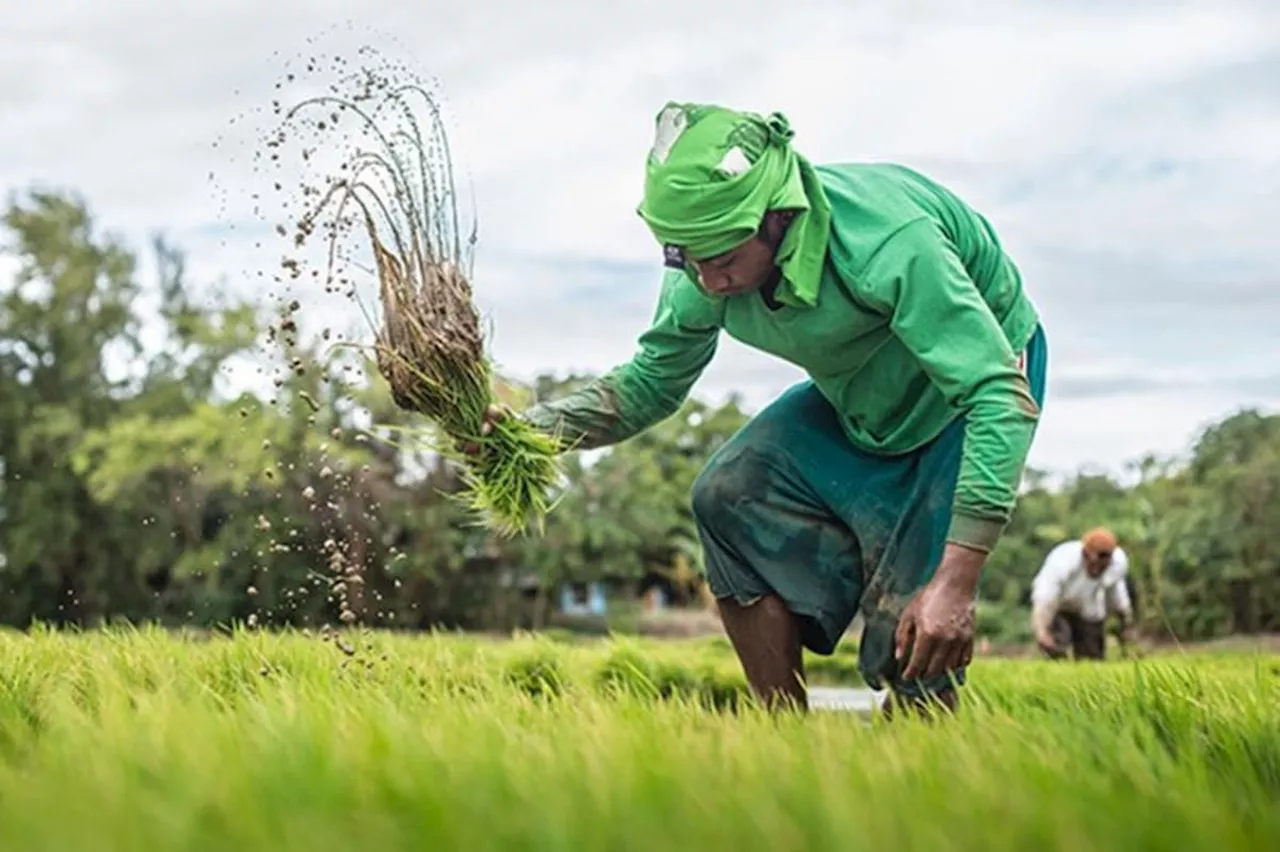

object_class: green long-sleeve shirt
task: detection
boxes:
[525,162,1042,552]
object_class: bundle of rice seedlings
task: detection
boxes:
[285,73,563,536]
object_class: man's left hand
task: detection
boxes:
[895,544,985,681]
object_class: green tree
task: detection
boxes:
[3,187,1278,645]
[0,191,143,624]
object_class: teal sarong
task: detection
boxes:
[694,324,1049,697]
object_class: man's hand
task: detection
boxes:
[1116,621,1141,658]
[895,543,985,681]
[1031,602,1061,656]
[457,404,513,456]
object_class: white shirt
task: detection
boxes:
[1031,540,1132,622]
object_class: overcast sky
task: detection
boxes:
[2,0,1278,477]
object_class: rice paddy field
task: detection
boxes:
[0,626,1275,851]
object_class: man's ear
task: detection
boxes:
[762,210,798,245]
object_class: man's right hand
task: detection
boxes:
[1035,628,1059,655]
[457,404,513,456]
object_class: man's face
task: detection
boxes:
[674,211,792,298]
[687,236,778,297]
[1083,545,1113,578]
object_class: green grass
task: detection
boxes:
[0,625,1276,851]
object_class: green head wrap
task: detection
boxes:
[637,102,832,306]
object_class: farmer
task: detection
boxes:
[473,102,1048,716]
[1030,528,1136,661]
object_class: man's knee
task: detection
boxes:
[692,454,753,599]
[691,447,767,531]
[690,460,728,528]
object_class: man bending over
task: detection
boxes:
[475,102,1049,715]
[1031,528,1135,661]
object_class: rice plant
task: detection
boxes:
[279,67,563,536]
[0,627,1277,851]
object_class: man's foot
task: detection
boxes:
[879,687,959,721]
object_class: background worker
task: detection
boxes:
[1030,527,1136,660]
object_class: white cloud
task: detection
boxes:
[1,0,1278,477]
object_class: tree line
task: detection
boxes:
[1,190,1276,641]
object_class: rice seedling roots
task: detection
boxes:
[261,48,562,536]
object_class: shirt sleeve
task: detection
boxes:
[859,219,1043,552]
[1105,549,1134,619]
[1031,544,1069,608]
[522,270,722,450]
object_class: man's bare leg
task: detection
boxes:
[716,594,807,712]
